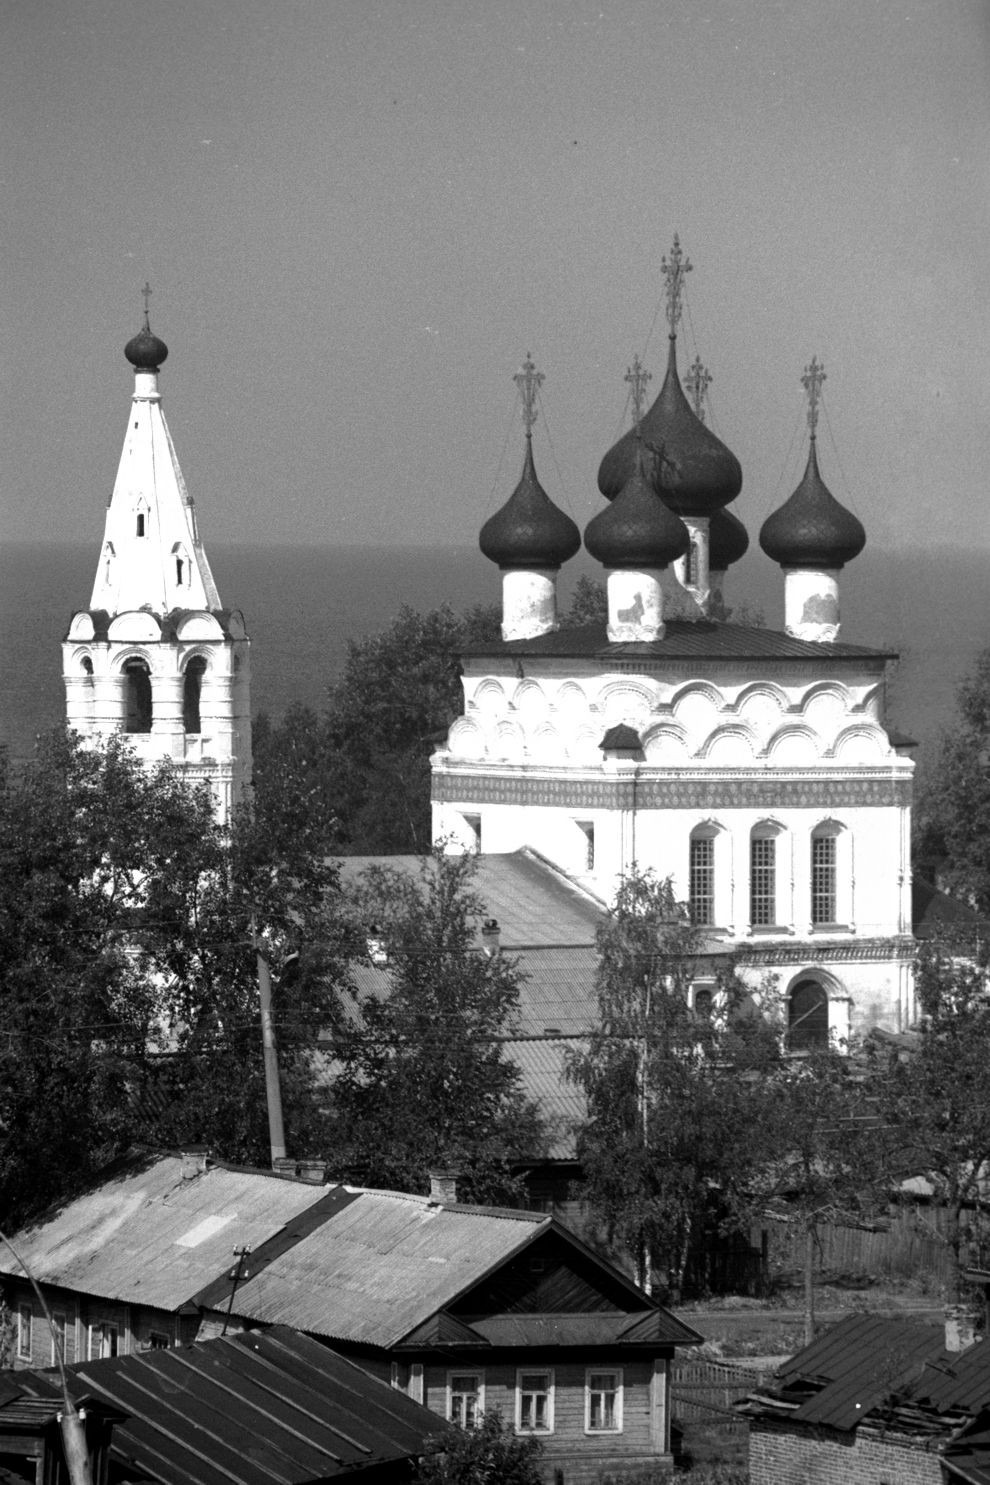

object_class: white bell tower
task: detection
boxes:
[63,290,251,824]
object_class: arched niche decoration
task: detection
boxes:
[109,611,162,643]
[671,681,724,735]
[472,679,507,716]
[528,723,562,765]
[698,724,758,764]
[732,683,788,734]
[511,678,549,721]
[492,719,525,762]
[67,613,96,642]
[642,724,691,762]
[176,613,224,643]
[765,725,822,766]
[598,679,655,726]
[555,681,589,718]
[830,725,888,763]
[798,682,851,736]
[447,717,486,761]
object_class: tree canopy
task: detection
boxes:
[327,849,546,1204]
[915,646,990,912]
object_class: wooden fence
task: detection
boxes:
[670,1359,770,1468]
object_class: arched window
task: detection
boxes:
[789,979,829,1051]
[750,824,782,927]
[689,826,717,925]
[683,538,697,587]
[183,657,206,734]
[811,822,842,925]
[693,986,714,1019]
[124,660,152,733]
[136,513,145,538]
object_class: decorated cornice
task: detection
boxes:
[735,937,915,965]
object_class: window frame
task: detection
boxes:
[89,1321,119,1361]
[688,832,716,926]
[17,1303,31,1361]
[585,1367,623,1434]
[147,1331,170,1351]
[50,1312,67,1366]
[447,1370,485,1429]
[515,1368,554,1434]
[810,831,837,925]
[750,831,777,927]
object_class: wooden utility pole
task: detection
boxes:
[256,932,287,1166]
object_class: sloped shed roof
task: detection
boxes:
[9,1325,437,1485]
[0,1154,330,1310]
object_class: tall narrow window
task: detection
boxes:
[183,656,206,734]
[578,820,595,871]
[176,557,185,585]
[124,660,152,733]
[51,1313,66,1366]
[789,980,829,1051]
[17,1305,31,1361]
[811,832,837,924]
[750,835,776,926]
[684,538,697,587]
[689,834,715,925]
[136,513,145,537]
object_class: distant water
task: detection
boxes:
[2,541,987,781]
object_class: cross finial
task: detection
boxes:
[141,281,153,329]
[684,357,713,423]
[661,233,692,333]
[625,355,652,423]
[513,353,544,437]
[801,355,826,438]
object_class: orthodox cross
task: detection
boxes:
[625,355,652,423]
[801,356,826,437]
[141,281,153,329]
[685,356,712,423]
[514,353,544,436]
[661,233,692,332]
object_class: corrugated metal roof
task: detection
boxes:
[462,619,894,663]
[11,1326,437,1485]
[225,1188,549,1348]
[505,1036,586,1158]
[1,1155,330,1310]
[339,849,604,947]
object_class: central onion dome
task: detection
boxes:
[124,318,169,372]
[584,441,690,569]
[759,437,865,570]
[597,337,742,516]
[709,505,749,573]
[479,436,581,570]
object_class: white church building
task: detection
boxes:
[62,303,252,824]
[432,240,917,1046]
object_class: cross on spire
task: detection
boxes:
[685,356,712,422]
[513,353,544,437]
[661,233,692,333]
[141,281,153,329]
[801,355,826,438]
[625,355,652,423]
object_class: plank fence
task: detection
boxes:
[670,1358,771,1468]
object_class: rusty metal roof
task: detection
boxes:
[339,849,604,947]
[11,1326,437,1485]
[0,1154,330,1310]
[222,1188,549,1347]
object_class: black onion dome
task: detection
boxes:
[597,337,742,516]
[584,443,690,570]
[759,438,866,570]
[709,506,749,573]
[479,438,581,570]
[124,321,169,371]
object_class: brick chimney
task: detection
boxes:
[481,919,500,957]
[180,1146,208,1180]
[429,1170,459,1204]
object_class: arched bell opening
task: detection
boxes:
[124,660,152,734]
[183,656,207,734]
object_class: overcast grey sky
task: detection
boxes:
[4,1,989,552]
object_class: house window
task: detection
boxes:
[51,1312,66,1366]
[17,1304,31,1361]
[750,833,776,926]
[789,980,829,1052]
[586,1369,622,1432]
[811,831,837,924]
[89,1322,119,1360]
[689,833,715,925]
[516,1370,553,1433]
[148,1332,170,1350]
[448,1372,484,1428]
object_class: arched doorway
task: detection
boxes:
[788,979,829,1051]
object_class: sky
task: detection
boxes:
[4,1,990,553]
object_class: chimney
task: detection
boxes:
[481,918,500,956]
[180,1146,208,1180]
[945,1304,978,1352]
[366,925,388,967]
[429,1170,459,1204]
[272,1157,327,1184]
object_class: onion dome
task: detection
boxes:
[709,506,750,573]
[597,337,742,516]
[479,437,580,570]
[759,437,865,570]
[585,442,690,570]
[125,318,168,371]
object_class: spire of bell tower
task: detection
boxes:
[63,298,252,824]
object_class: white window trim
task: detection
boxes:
[17,1304,31,1361]
[515,1368,554,1434]
[50,1312,67,1366]
[409,1362,424,1405]
[585,1367,624,1434]
[89,1320,120,1361]
[447,1369,485,1427]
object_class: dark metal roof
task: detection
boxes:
[461,619,893,663]
[467,1310,700,1348]
[11,1326,438,1485]
[913,877,988,938]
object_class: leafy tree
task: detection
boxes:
[253,603,500,855]
[413,1410,542,1485]
[915,647,990,911]
[328,848,546,1203]
[0,730,355,1225]
[567,870,780,1299]
[867,930,990,1299]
